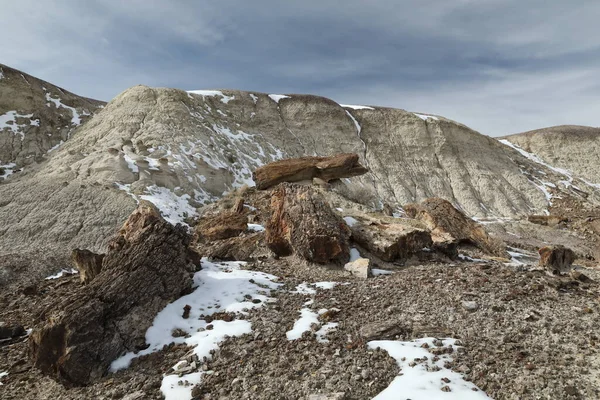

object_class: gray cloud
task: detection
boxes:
[2,0,599,136]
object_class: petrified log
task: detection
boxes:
[30,201,197,386]
[404,198,508,258]
[195,210,248,242]
[253,153,368,190]
[539,245,576,274]
[266,183,351,264]
[527,214,568,227]
[195,232,269,261]
[347,216,432,262]
[70,249,104,284]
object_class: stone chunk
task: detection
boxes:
[344,258,372,278]
[348,216,432,262]
[539,245,576,275]
[266,183,351,264]
[70,249,104,284]
[253,153,368,190]
[405,197,508,258]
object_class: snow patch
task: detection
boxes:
[248,223,265,232]
[249,93,258,103]
[343,216,359,227]
[0,162,17,179]
[139,185,198,226]
[0,371,7,385]
[45,268,78,280]
[45,93,82,125]
[369,338,490,399]
[268,94,291,103]
[110,259,280,400]
[188,90,235,104]
[340,104,374,110]
[349,248,361,262]
[414,113,439,121]
[372,269,392,276]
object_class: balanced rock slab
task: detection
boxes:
[266,183,351,264]
[30,201,197,386]
[539,245,576,274]
[405,197,508,258]
[253,153,368,190]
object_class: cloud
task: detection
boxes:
[2,0,599,136]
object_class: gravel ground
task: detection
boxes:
[2,251,599,400]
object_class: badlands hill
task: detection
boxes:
[0,63,104,175]
[1,68,600,283]
[2,66,600,400]
[502,125,600,185]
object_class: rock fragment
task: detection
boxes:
[405,197,508,258]
[253,153,368,190]
[344,258,372,278]
[539,245,576,275]
[347,216,432,262]
[70,248,104,284]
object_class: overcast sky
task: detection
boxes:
[3,0,599,136]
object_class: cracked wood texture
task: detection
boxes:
[29,201,196,386]
[266,183,351,264]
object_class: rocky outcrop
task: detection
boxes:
[0,63,104,169]
[266,184,351,264]
[70,249,104,284]
[252,153,368,190]
[405,198,508,258]
[346,216,432,262]
[1,72,600,262]
[502,125,600,185]
[29,202,197,386]
[539,245,576,275]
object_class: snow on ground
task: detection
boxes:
[505,247,538,267]
[248,223,265,232]
[0,111,39,139]
[499,140,572,179]
[139,185,198,226]
[249,93,258,103]
[340,104,374,110]
[288,281,341,341]
[268,94,291,103]
[110,259,280,400]
[458,254,488,263]
[45,268,78,280]
[188,90,235,104]
[313,281,339,290]
[0,162,16,179]
[46,141,64,153]
[372,269,392,276]
[343,216,359,227]
[349,248,361,262]
[123,153,140,173]
[368,338,490,399]
[414,113,439,121]
[45,92,82,125]
[0,371,7,385]
[286,307,325,340]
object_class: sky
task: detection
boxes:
[2,0,599,136]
